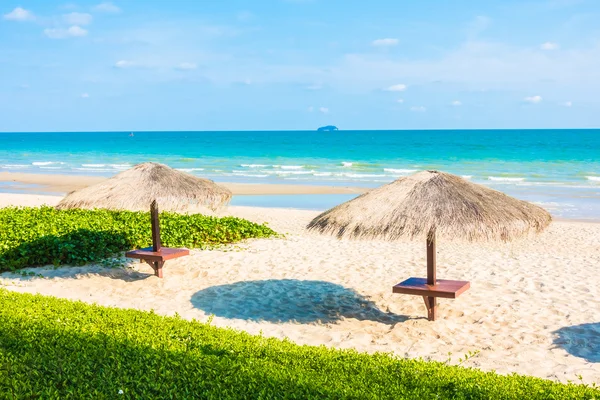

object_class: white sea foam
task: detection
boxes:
[40,166,63,170]
[232,172,269,178]
[82,164,106,168]
[1,164,30,169]
[313,172,333,177]
[280,165,304,170]
[384,168,417,174]
[586,176,600,182]
[74,167,111,171]
[177,168,205,172]
[341,162,353,167]
[461,175,473,180]
[277,170,315,175]
[240,164,268,168]
[110,164,132,169]
[488,176,526,182]
[32,161,64,166]
[339,173,387,178]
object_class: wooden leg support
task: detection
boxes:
[143,260,165,278]
[423,296,437,321]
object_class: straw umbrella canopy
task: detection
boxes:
[306,170,552,320]
[307,170,551,243]
[56,162,232,214]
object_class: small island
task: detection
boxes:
[317,125,339,132]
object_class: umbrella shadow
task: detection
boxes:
[552,323,600,362]
[190,279,408,324]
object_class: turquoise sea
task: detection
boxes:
[1,130,599,219]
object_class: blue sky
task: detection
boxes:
[1,0,599,131]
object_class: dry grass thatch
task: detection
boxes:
[56,162,232,213]
[307,170,552,242]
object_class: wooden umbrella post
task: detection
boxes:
[427,232,436,285]
[150,200,162,252]
[424,232,437,321]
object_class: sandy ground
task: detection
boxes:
[1,193,599,385]
[0,172,367,195]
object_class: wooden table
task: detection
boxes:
[393,277,470,321]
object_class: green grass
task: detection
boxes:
[0,290,597,399]
[0,206,277,272]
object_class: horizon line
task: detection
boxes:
[2,127,600,134]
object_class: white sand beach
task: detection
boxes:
[1,193,599,384]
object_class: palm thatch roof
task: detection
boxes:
[56,162,231,213]
[307,170,551,242]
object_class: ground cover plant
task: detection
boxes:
[0,206,276,271]
[0,290,598,399]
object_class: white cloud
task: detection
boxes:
[81,93,90,98]
[3,7,35,21]
[562,101,573,107]
[93,2,121,13]
[385,83,407,92]
[177,62,197,70]
[44,26,88,39]
[307,106,314,112]
[396,99,404,103]
[114,60,135,68]
[410,106,426,112]
[451,100,462,106]
[372,38,399,47]
[540,42,559,50]
[524,95,542,103]
[64,12,93,25]
[319,107,329,114]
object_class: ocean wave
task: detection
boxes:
[383,168,417,174]
[177,168,205,172]
[338,173,387,178]
[341,162,353,167]
[240,164,268,168]
[313,172,333,176]
[40,166,64,170]
[532,201,570,208]
[82,164,106,168]
[461,175,473,180]
[110,164,132,169]
[488,176,526,182]
[1,164,30,169]
[232,172,269,178]
[279,165,304,170]
[277,170,315,175]
[586,176,600,182]
[73,167,112,172]
[32,161,65,166]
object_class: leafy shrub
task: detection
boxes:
[0,206,276,271]
[0,290,597,399]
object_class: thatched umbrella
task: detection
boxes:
[57,162,232,214]
[307,170,552,321]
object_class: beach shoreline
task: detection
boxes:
[0,172,368,196]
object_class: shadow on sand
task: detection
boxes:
[191,279,408,324]
[0,228,154,282]
[552,322,600,362]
